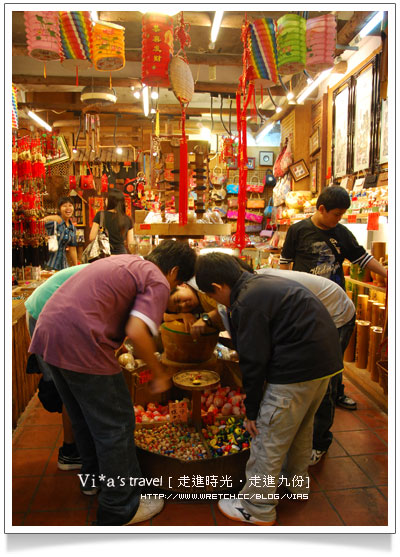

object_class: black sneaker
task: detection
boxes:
[58,446,82,470]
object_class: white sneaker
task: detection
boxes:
[309,449,327,466]
[218,498,276,526]
[124,496,164,525]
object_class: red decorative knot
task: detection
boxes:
[174,11,191,60]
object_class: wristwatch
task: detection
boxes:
[201,313,213,327]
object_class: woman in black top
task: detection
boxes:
[89,189,133,254]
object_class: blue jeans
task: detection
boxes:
[47,364,142,525]
[312,315,356,451]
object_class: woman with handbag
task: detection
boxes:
[89,189,133,254]
[42,196,78,270]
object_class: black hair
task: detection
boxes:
[57,196,74,211]
[106,189,131,236]
[316,186,351,211]
[144,240,196,282]
[195,253,244,293]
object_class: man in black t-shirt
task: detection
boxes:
[280,187,387,464]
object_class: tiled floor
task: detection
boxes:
[11,379,388,527]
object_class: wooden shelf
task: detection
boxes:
[344,362,387,413]
[134,222,232,238]
[345,277,386,293]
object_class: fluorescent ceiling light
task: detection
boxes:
[142,86,149,117]
[27,110,52,132]
[359,12,383,38]
[211,10,224,43]
[255,122,274,143]
[297,69,332,104]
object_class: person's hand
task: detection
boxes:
[244,418,259,437]
[190,318,207,340]
[180,313,196,332]
[149,374,172,394]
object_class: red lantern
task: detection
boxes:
[142,13,174,88]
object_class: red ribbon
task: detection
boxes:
[178,106,188,225]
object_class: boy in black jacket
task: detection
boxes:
[195,253,343,526]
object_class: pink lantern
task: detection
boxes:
[306,14,337,72]
[24,11,61,61]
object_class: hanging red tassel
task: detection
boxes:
[178,106,188,225]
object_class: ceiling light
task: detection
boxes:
[133,90,141,99]
[359,12,383,38]
[142,85,149,117]
[27,110,52,132]
[275,106,283,114]
[297,69,332,104]
[150,108,156,114]
[211,10,224,44]
[200,127,212,140]
[286,91,294,101]
[151,90,159,100]
[72,147,78,154]
[116,147,123,155]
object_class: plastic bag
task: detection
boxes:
[273,175,292,206]
[47,221,59,253]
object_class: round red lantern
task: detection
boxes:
[142,13,174,88]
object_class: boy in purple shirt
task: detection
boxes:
[29,240,196,526]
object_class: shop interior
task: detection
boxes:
[10,8,389,530]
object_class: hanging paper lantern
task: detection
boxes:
[24,11,61,61]
[306,14,337,72]
[276,14,306,75]
[248,18,278,87]
[59,11,93,69]
[92,21,125,71]
[12,84,18,129]
[142,13,174,88]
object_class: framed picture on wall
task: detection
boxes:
[379,98,388,164]
[289,159,309,181]
[246,157,256,170]
[353,64,373,172]
[259,151,274,166]
[44,135,70,166]
[309,128,320,155]
[310,160,318,193]
[333,84,349,178]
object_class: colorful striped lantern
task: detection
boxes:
[12,84,18,129]
[24,11,61,61]
[276,14,306,75]
[248,18,278,86]
[59,11,93,69]
[306,14,337,72]
[92,21,125,71]
[142,13,174,88]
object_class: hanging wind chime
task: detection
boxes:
[168,12,194,225]
[232,15,254,253]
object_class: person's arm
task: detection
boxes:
[279,224,296,269]
[89,222,100,242]
[125,316,170,393]
[42,215,62,224]
[366,257,387,278]
[68,246,78,266]
[126,227,134,247]
[190,309,223,339]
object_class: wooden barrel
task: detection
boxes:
[367,326,383,382]
[355,320,370,369]
[160,320,219,363]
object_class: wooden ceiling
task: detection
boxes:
[12,9,377,148]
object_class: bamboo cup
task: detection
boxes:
[367,326,383,382]
[371,302,384,326]
[371,242,386,262]
[356,294,369,321]
[366,299,375,323]
[355,320,371,369]
[344,327,356,362]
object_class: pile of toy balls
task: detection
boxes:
[201,417,251,457]
[201,386,247,425]
[134,423,208,461]
[134,402,170,423]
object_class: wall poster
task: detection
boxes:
[353,65,373,171]
[379,98,388,164]
[333,86,349,178]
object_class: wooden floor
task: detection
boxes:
[11,378,388,528]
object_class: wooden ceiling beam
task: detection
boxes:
[335,11,375,55]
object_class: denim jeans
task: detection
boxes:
[313,315,356,451]
[47,364,142,525]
